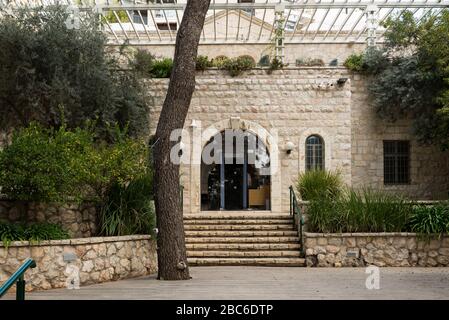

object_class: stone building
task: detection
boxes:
[146,64,449,215]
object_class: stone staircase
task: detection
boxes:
[184,213,305,266]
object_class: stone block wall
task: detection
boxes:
[146,68,353,213]
[0,200,98,238]
[304,232,449,267]
[350,73,449,199]
[0,235,157,291]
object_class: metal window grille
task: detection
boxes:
[306,135,324,171]
[383,140,410,184]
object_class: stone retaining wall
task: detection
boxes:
[304,232,449,267]
[0,235,157,291]
[0,200,98,238]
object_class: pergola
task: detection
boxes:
[2,0,449,60]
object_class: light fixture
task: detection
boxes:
[285,141,295,154]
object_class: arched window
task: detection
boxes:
[305,135,324,171]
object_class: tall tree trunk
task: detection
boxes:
[153,0,211,280]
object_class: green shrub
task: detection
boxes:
[307,188,413,233]
[0,123,149,202]
[237,55,256,69]
[0,123,94,202]
[212,55,230,69]
[344,53,365,72]
[132,49,155,76]
[99,173,156,236]
[0,221,69,247]
[196,55,213,71]
[267,57,285,74]
[150,58,173,78]
[221,55,256,77]
[409,203,449,238]
[103,10,130,23]
[297,170,344,201]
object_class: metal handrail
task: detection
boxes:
[289,186,305,257]
[0,258,36,300]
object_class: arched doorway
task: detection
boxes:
[201,129,271,211]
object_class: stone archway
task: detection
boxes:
[187,117,281,214]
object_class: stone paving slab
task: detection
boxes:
[4,267,449,300]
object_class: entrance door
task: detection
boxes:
[224,163,243,210]
[201,129,271,211]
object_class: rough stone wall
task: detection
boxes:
[305,232,449,267]
[0,235,157,291]
[0,200,98,238]
[350,73,449,199]
[146,68,353,213]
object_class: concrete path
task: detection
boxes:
[9,267,449,300]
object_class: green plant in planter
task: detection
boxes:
[150,58,173,78]
[409,203,449,238]
[222,55,256,77]
[237,55,256,69]
[267,57,285,74]
[99,173,156,236]
[297,170,344,201]
[212,55,230,69]
[0,221,69,247]
[196,55,213,71]
[344,53,365,72]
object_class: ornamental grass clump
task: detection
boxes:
[0,221,69,247]
[297,170,344,201]
[408,203,449,238]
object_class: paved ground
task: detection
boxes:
[7,267,449,300]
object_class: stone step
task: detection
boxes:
[188,257,306,267]
[184,214,292,220]
[184,224,294,231]
[187,250,301,258]
[184,219,294,225]
[186,243,302,250]
[185,236,300,243]
[185,230,298,237]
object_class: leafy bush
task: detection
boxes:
[99,173,156,236]
[237,55,256,69]
[196,55,213,71]
[0,123,94,202]
[132,49,155,76]
[267,57,285,74]
[296,58,325,67]
[0,5,148,140]
[0,221,69,247]
[212,55,230,69]
[307,188,413,233]
[344,53,364,72]
[103,10,130,23]
[150,58,173,78]
[222,55,256,77]
[348,10,449,149]
[0,123,149,202]
[297,170,344,201]
[409,203,449,237]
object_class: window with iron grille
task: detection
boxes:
[383,140,410,184]
[306,135,324,171]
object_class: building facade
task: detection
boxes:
[146,61,449,215]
